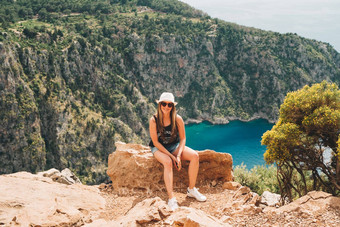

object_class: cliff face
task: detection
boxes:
[126,31,340,123]
[0,42,155,183]
[0,1,340,182]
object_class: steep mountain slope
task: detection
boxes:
[1,0,339,183]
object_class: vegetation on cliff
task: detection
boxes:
[234,164,279,195]
[262,81,340,199]
[1,0,340,183]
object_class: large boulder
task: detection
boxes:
[0,172,105,226]
[107,142,233,192]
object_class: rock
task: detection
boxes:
[260,191,281,207]
[84,219,120,226]
[248,192,261,206]
[98,183,107,190]
[220,215,232,223]
[165,207,229,227]
[307,191,333,200]
[261,191,340,226]
[37,168,82,185]
[223,181,241,190]
[107,142,233,192]
[211,180,217,187]
[273,191,340,214]
[38,168,62,183]
[60,168,82,184]
[230,204,262,216]
[116,197,171,226]
[222,187,262,217]
[0,172,105,226]
[38,168,60,178]
[233,186,251,199]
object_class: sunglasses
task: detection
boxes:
[160,102,174,108]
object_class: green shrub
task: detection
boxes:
[234,164,279,195]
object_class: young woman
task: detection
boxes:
[149,92,206,211]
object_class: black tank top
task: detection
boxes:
[149,115,179,147]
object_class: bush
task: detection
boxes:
[262,81,340,200]
[23,27,37,38]
[234,164,279,195]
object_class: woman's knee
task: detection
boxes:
[191,151,199,162]
[154,151,173,169]
[183,147,199,162]
[163,158,173,169]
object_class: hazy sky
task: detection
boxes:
[180,0,340,53]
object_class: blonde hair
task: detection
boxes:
[156,103,177,141]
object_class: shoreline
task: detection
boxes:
[185,115,276,125]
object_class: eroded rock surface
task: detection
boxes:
[0,172,105,226]
[107,142,233,193]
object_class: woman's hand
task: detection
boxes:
[171,154,181,171]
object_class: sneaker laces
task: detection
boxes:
[168,198,179,210]
[188,187,200,193]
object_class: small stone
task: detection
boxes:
[98,183,106,190]
[233,186,251,199]
[223,182,241,190]
[260,191,281,207]
[211,180,217,187]
[38,168,60,178]
[220,215,232,223]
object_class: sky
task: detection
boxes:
[180,0,340,53]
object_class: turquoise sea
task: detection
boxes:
[185,119,274,168]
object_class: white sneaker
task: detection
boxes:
[187,187,207,202]
[167,197,179,211]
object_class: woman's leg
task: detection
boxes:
[180,146,199,189]
[154,150,174,199]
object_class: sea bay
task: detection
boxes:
[185,119,274,168]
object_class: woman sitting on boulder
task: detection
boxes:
[149,92,206,211]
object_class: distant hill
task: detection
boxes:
[1,0,339,183]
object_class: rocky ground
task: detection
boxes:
[101,142,340,226]
[1,171,340,226]
[1,142,340,226]
[98,182,340,227]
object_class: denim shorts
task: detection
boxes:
[150,142,179,155]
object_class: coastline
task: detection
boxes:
[185,114,277,125]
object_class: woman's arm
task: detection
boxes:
[149,116,177,159]
[175,115,186,158]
